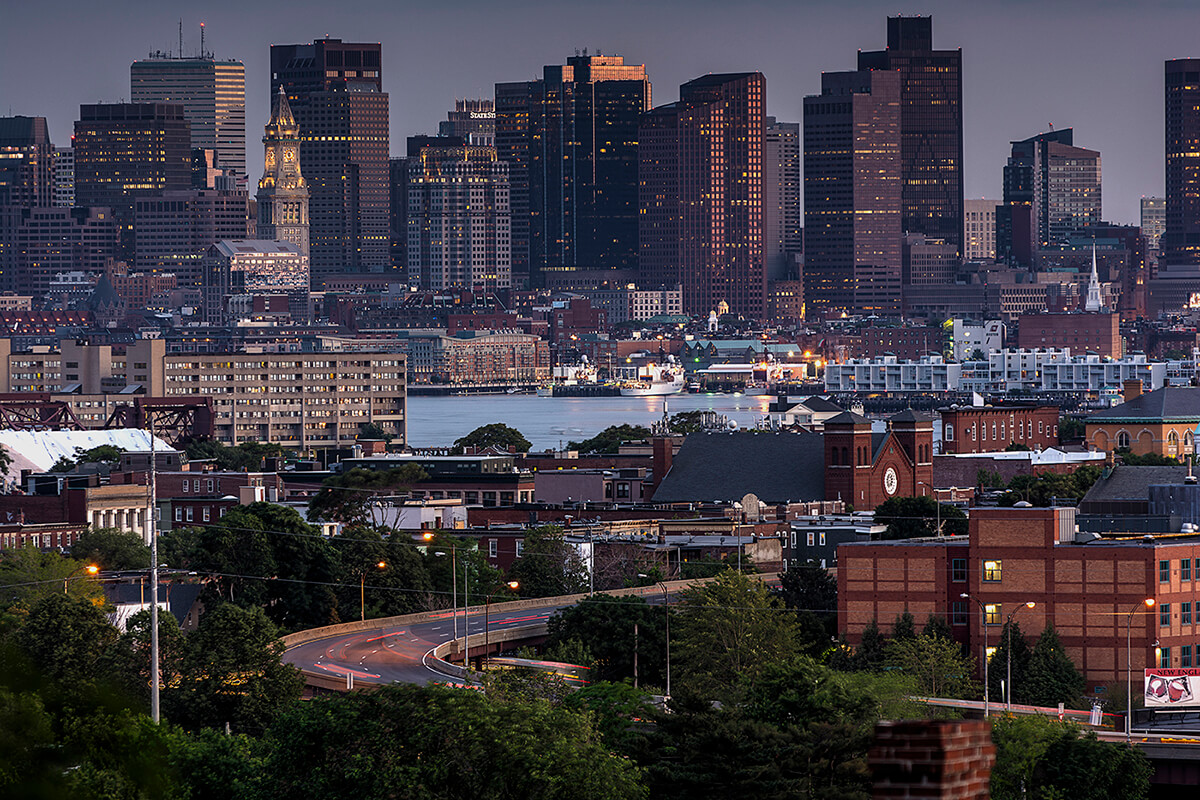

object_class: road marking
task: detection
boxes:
[364,631,404,643]
[313,663,381,679]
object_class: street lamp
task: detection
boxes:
[1126,597,1156,741]
[431,548,459,641]
[960,593,989,718]
[1006,601,1036,711]
[64,563,100,593]
[360,561,387,622]
[483,580,520,670]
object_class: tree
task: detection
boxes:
[167,603,304,734]
[71,527,151,571]
[420,532,504,610]
[1000,465,1102,507]
[1004,442,1031,451]
[976,468,1003,489]
[257,683,647,800]
[887,633,977,699]
[102,608,187,709]
[16,593,118,689]
[1024,623,1085,708]
[0,548,106,611]
[564,681,657,752]
[452,423,531,454]
[49,444,125,473]
[987,620,1032,704]
[546,594,666,686]
[568,424,652,455]
[307,465,428,524]
[357,422,393,443]
[873,495,967,539]
[921,614,953,642]
[1120,451,1181,466]
[673,570,800,699]
[853,619,887,672]
[667,411,706,434]
[184,440,285,471]
[1058,417,1085,442]
[506,526,588,598]
[891,611,916,642]
[334,525,431,618]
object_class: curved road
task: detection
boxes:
[284,605,562,685]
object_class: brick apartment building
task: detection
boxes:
[1016,311,1121,357]
[938,404,1060,454]
[839,506,1200,687]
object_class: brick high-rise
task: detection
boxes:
[639,73,766,319]
[496,54,650,288]
[858,16,963,254]
[270,38,390,285]
[1164,60,1200,265]
[803,69,902,316]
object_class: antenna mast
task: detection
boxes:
[200,23,205,58]
[178,19,182,59]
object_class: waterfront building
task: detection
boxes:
[858,16,964,253]
[0,116,54,207]
[580,284,683,325]
[255,88,309,261]
[402,329,549,386]
[824,355,961,394]
[270,38,390,283]
[803,69,901,316]
[496,54,650,287]
[964,199,997,261]
[1164,60,1200,266]
[130,52,247,178]
[641,72,766,319]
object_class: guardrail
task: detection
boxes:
[282,572,779,690]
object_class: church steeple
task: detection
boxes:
[1085,236,1103,312]
[257,87,309,260]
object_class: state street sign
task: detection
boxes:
[1145,669,1200,707]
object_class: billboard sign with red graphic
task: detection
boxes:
[1144,669,1200,707]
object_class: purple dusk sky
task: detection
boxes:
[2,0,1196,224]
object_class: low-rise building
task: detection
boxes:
[824,355,962,393]
[1016,311,1122,357]
[1086,383,1200,457]
[938,404,1060,454]
[342,453,534,507]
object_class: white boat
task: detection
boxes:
[619,362,684,396]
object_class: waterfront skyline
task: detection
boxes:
[2,0,1195,225]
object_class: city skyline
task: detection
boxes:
[2,0,1195,225]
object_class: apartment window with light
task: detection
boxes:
[951,558,967,582]
[1161,603,1171,627]
[1161,560,1171,582]
[983,560,1002,582]
[985,603,1001,625]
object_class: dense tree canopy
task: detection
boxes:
[999,465,1102,507]
[873,495,967,539]
[546,594,667,686]
[71,527,151,571]
[1023,623,1086,708]
[453,423,532,454]
[567,424,652,455]
[48,444,125,473]
[306,465,428,524]
[184,440,286,472]
[506,526,588,598]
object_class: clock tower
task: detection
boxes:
[256,87,309,259]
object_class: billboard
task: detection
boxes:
[1144,669,1200,707]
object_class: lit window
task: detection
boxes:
[985,604,1001,625]
[983,560,1002,582]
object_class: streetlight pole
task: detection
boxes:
[1126,598,1156,741]
[1006,601,1036,711]
[360,561,387,622]
[148,414,160,725]
[483,581,520,670]
[659,582,671,699]
[960,593,989,718]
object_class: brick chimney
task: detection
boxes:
[869,720,995,799]
[1123,379,1143,401]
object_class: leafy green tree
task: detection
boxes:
[1057,416,1085,442]
[0,687,59,795]
[357,422,393,443]
[667,411,706,434]
[1120,451,1181,466]
[778,565,837,638]
[886,632,977,699]
[1024,623,1085,708]
[1004,442,1032,451]
[307,465,428,524]
[257,683,647,800]
[184,440,285,471]
[101,609,187,709]
[165,727,264,800]
[891,611,917,642]
[0,547,105,610]
[673,570,799,699]
[420,532,504,609]
[987,620,1032,704]
[16,593,118,689]
[167,603,304,734]
[506,526,588,598]
[546,594,666,685]
[873,495,967,539]
[452,422,532,453]
[976,468,1003,489]
[1000,465,1102,507]
[679,552,755,579]
[853,619,887,672]
[568,424,652,455]
[564,681,656,752]
[334,525,431,618]
[48,444,125,473]
[71,527,151,571]
[921,614,953,642]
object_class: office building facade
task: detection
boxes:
[1142,196,1167,253]
[0,206,117,296]
[964,199,997,261]
[764,117,802,282]
[803,69,902,316]
[270,39,390,284]
[133,189,253,286]
[858,16,963,253]
[0,116,54,207]
[1165,60,1200,265]
[496,55,650,287]
[640,72,766,319]
[131,54,247,178]
[53,148,74,207]
[406,140,510,291]
[440,99,495,146]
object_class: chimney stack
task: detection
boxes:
[1123,379,1143,402]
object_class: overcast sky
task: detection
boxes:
[2,0,1196,224]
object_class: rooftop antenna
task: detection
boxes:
[200,22,205,58]
[178,19,182,59]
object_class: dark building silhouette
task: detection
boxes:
[1165,59,1200,266]
[496,54,650,288]
[639,72,766,319]
[73,103,192,260]
[803,69,902,316]
[858,16,963,254]
[0,116,55,207]
[270,38,390,285]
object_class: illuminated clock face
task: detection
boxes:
[884,467,898,496]
[283,148,295,163]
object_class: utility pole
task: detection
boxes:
[148,415,160,724]
[633,622,639,688]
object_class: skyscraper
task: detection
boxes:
[858,16,963,253]
[131,51,247,178]
[53,147,74,207]
[406,139,510,291]
[763,117,801,282]
[440,99,495,146]
[1141,197,1166,253]
[134,189,252,287]
[640,72,766,319]
[256,88,309,261]
[0,116,54,207]
[270,38,390,284]
[496,54,650,287]
[73,103,192,259]
[803,69,902,316]
[1164,59,1200,265]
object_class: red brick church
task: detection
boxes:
[824,410,933,509]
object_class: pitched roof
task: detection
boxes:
[1087,388,1200,423]
[799,396,844,412]
[825,411,871,426]
[888,409,932,424]
[1079,465,1191,506]
[652,430,825,504]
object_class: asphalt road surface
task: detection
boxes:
[283,605,561,685]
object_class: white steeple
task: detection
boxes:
[1085,236,1103,312]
